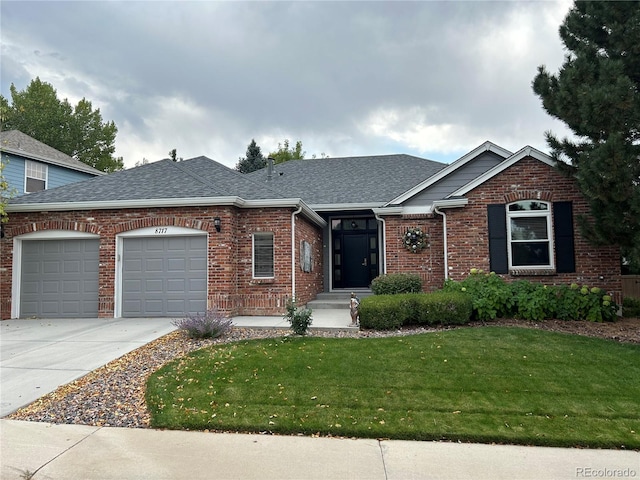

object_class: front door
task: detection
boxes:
[332,217,379,289]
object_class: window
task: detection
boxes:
[25,160,47,193]
[507,201,552,268]
[253,232,274,278]
[488,201,575,274]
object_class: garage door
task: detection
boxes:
[20,239,100,318]
[121,236,207,317]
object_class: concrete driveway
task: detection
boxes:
[0,318,177,417]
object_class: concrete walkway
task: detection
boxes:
[1,311,638,479]
[2,420,638,480]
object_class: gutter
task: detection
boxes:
[7,196,327,228]
[374,211,387,275]
[432,199,468,281]
[291,205,303,302]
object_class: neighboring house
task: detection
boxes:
[1,130,103,196]
[0,141,620,319]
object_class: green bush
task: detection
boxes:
[622,297,640,318]
[358,292,472,330]
[443,270,619,322]
[284,299,313,335]
[371,273,422,295]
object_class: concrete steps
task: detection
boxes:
[306,291,373,310]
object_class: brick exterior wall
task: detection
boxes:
[0,205,324,319]
[423,157,620,299]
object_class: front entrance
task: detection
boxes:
[331,217,379,289]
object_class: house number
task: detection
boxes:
[154,228,168,234]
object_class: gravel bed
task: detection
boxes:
[7,319,639,429]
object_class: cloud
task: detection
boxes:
[0,0,574,169]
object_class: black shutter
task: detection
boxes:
[487,204,508,274]
[553,201,575,273]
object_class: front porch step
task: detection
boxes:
[306,291,373,310]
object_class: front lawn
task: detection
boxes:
[146,327,640,449]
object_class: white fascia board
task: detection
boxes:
[447,146,556,198]
[372,205,429,216]
[432,198,469,209]
[309,202,384,212]
[7,196,327,227]
[385,141,513,206]
[1,147,105,176]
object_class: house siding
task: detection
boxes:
[444,156,622,300]
[2,153,96,196]
[0,206,324,319]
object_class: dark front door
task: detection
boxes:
[343,234,370,288]
[332,217,379,289]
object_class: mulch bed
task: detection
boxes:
[7,318,639,429]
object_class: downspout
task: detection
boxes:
[434,206,448,280]
[374,212,387,275]
[291,205,303,302]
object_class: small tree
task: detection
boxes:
[236,139,266,173]
[269,139,305,165]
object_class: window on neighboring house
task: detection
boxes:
[507,201,552,268]
[253,232,274,278]
[487,201,575,274]
[25,160,47,193]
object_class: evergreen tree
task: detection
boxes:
[532,1,640,268]
[236,139,266,173]
[1,77,124,173]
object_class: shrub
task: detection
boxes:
[622,297,640,318]
[172,308,233,339]
[371,273,422,295]
[358,292,472,330]
[443,270,514,321]
[284,298,313,335]
[444,270,619,322]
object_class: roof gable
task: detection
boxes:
[0,130,103,176]
[447,146,556,198]
[386,141,512,205]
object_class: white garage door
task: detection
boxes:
[121,236,207,317]
[20,239,100,318]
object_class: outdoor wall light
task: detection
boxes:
[214,217,221,232]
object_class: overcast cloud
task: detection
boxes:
[1,0,574,169]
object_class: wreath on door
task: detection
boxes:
[403,227,428,253]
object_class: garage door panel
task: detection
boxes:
[122,235,207,317]
[20,239,99,318]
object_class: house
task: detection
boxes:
[0,142,621,320]
[1,130,104,196]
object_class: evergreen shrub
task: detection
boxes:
[371,273,422,295]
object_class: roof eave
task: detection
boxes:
[7,196,327,227]
[1,147,105,176]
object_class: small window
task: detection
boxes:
[25,160,47,193]
[253,232,274,278]
[507,200,553,268]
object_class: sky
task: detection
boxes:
[1,0,575,169]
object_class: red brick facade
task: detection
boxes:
[380,156,621,300]
[0,206,324,319]
[0,154,622,320]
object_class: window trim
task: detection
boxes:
[252,232,275,279]
[506,200,554,270]
[24,160,48,193]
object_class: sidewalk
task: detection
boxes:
[2,419,638,480]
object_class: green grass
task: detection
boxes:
[146,327,640,449]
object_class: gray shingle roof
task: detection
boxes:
[245,154,447,206]
[0,130,103,176]
[9,156,286,205]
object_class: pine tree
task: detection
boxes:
[236,139,266,173]
[532,1,640,268]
